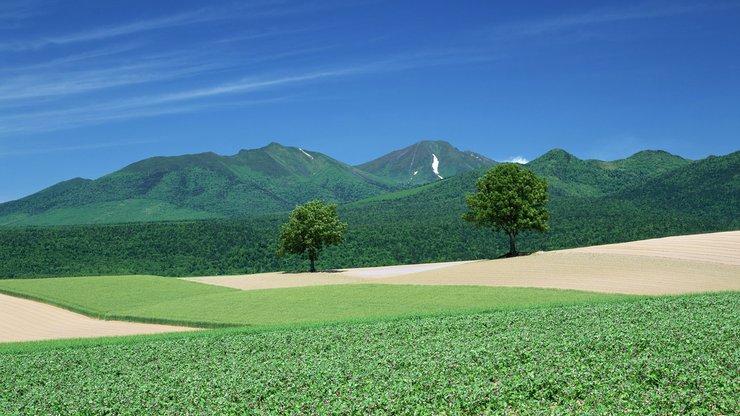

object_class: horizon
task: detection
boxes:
[1,0,739,202]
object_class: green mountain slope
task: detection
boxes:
[356,140,495,185]
[1,150,736,278]
[617,151,740,228]
[526,149,691,197]
[342,150,727,253]
[0,143,399,225]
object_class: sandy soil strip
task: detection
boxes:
[183,261,475,289]
[340,261,477,278]
[185,231,739,295]
[186,254,739,295]
[0,293,197,343]
[379,252,740,295]
[184,273,367,290]
[562,231,740,266]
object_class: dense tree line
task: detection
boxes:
[0,191,726,279]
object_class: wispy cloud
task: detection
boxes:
[0,0,41,24]
[0,96,304,135]
[48,9,215,45]
[0,8,216,50]
[1,1,341,51]
[0,138,161,157]
[0,56,224,103]
[0,66,344,135]
[490,2,740,40]
[0,42,508,135]
[130,68,353,106]
[0,43,142,73]
[0,1,545,137]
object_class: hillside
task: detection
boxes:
[526,149,691,197]
[0,143,399,225]
[616,151,740,228]
[0,140,499,226]
[356,140,495,185]
[0,142,710,227]
[0,150,736,278]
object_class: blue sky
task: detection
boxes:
[1,0,739,202]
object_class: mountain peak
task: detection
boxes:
[624,149,684,161]
[415,139,453,147]
[356,141,495,185]
[613,149,691,176]
[263,141,287,150]
[541,148,577,160]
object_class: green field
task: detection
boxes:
[0,293,736,414]
[0,275,632,328]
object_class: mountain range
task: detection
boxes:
[0,140,495,225]
[0,142,737,277]
[0,140,737,228]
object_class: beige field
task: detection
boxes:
[0,293,196,343]
[187,231,740,295]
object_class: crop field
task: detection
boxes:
[0,275,630,329]
[188,231,740,295]
[1,293,737,414]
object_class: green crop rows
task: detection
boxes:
[1,293,737,414]
[0,275,631,327]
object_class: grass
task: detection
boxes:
[0,275,634,328]
[0,292,736,414]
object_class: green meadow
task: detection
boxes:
[0,293,736,414]
[0,275,633,328]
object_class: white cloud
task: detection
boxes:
[505,156,528,164]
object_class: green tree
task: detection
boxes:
[277,200,348,272]
[463,164,549,257]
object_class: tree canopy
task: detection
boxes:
[277,200,347,272]
[463,163,549,257]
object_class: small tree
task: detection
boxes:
[463,163,548,257]
[277,200,347,272]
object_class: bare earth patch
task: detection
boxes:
[187,231,740,295]
[183,261,475,289]
[0,293,197,343]
[562,230,740,266]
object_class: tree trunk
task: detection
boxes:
[508,232,518,257]
[309,256,316,273]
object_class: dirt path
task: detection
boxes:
[184,261,476,290]
[0,293,197,343]
[187,231,740,295]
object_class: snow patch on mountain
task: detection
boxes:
[431,154,443,179]
[298,148,314,160]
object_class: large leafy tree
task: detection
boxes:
[277,200,347,272]
[463,164,549,257]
